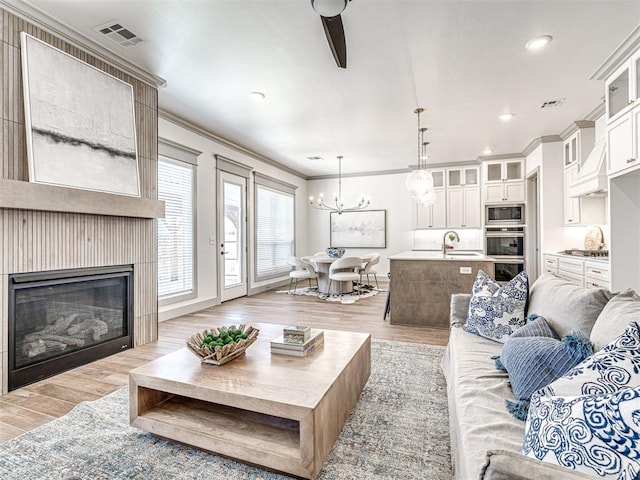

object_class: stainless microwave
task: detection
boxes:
[485,204,525,224]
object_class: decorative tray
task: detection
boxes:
[185,324,259,365]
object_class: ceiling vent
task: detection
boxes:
[307,156,324,161]
[95,22,145,48]
[540,98,566,109]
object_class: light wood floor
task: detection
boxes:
[0,284,449,443]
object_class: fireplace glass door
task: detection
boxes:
[8,266,133,390]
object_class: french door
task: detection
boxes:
[218,171,248,302]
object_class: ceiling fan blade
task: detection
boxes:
[320,14,347,68]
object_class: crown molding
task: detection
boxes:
[159,109,308,180]
[521,135,563,157]
[559,120,595,140]
[584,102,606,122]
[1,0,166,88]
[477,152,525,161]
[590,24,640,81]
[308,168,410,180]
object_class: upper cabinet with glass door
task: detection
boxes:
[605,51,640,123]
[446,166,479,188]
[482,158,525,203]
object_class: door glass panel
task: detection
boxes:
[636,57,640,99]
[564,142,570,165]
[608,68,629,118]
[448,169,461,186]
[224,181,242,288]
[432,170,444,188]
[465,169,478,185]
[571,137,577,163]
[487,163,502,181]
[506,161,521,180]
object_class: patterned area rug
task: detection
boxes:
[277,284,382,304]
[0,340,451,480]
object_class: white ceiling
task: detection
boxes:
[17,0,640,177]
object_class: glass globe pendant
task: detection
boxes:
[406,108,436,206]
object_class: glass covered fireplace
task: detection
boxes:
[8,265,133,391]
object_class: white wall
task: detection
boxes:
[158,116,308,320]
[306,172,415,275]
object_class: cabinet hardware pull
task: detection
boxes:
[592,270,601,274]
[627,158,636,164]
[626,100,635,106]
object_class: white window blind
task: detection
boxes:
[255,185,295,280]
[157,157,195,299]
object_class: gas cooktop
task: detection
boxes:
[560,249,609,258]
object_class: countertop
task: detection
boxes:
[545,251,609,263]
[389,250,495,261]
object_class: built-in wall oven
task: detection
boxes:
[485,226,525,282]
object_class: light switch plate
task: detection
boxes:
[460,267,472,274]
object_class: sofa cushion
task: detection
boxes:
[590,289,640,352]
[537,321,640,398]
[527,273,612,338]
[500,320,592,403]
[481,449,601,480]
[523,387,640,479]
[464,270,529,343]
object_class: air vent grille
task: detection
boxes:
[540,98,566,108]
[95,22,145,48]
[307,156,324,161]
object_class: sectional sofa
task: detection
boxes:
[442,273,640,480]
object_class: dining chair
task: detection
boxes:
[361,253,380,289]
[328,256,363,300]
[287,256,318,294]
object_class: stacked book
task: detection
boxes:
[270,328,324,357]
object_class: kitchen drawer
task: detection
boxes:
[559,257,585,276]
[545,267,559,276]
[585,261,609,282]
[586,277,611,289]
[558,270,585,287]
[544,255,559,269]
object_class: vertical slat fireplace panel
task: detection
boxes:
[8,265,133,391]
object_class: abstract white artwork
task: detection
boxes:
[330,210,386,248]
[21,32,140,196]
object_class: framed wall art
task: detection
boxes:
[21,32,140,197]
[330,210,386,248]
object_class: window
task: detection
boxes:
[157,156,195,301]
[255,174,296,281]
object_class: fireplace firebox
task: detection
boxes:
[8,266,133,391]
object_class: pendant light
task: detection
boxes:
[309,156,370,214]
[405,108,436,206]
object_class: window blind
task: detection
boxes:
[255,185,295,280]
[157,157,195,299]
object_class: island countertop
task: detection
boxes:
[389,250,496,261]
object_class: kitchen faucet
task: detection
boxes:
[443,230,460,255]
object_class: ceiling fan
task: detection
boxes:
[311,0,351,69]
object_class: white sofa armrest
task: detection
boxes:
[480,450,600,480]
[450,293,470,327]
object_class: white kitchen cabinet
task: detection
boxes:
[482,159,525,203]
[415,189,447,228]
[563,163,581,225]
[447,167,479,188]
[543,253,610,289]
[607,105,639,177]
[446,186,480,228]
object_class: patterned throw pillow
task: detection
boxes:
[537,321,640,398]
[464,270,529,343]
[523,387,640,479]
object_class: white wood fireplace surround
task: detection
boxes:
[0,10,164,394]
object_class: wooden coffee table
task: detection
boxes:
[129,323,371,479]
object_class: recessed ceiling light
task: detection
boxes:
[526,35,553,50]
[499,113,514,122]
[248,91,266,102]
[483,148,492,155]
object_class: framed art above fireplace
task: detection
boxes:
[20,32,140,197]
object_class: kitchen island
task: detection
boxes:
[389,250,495,328]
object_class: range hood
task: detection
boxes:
[569,139,607,198]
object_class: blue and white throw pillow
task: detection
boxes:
[537,321,640,398]
[523,387,640,479]
[464,270,529,343]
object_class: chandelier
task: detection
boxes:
[309,156,370,215]
[405,108,436,206]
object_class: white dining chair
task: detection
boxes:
[287,256,318,294]
[328,256,363,300]
[361,253,380,289]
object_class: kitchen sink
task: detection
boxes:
[445,251,483,257]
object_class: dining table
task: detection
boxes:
[305,256,358,295]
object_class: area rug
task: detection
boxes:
[0,340,451,480]
[277,284,382,304]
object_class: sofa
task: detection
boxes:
[442,273,640,480]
